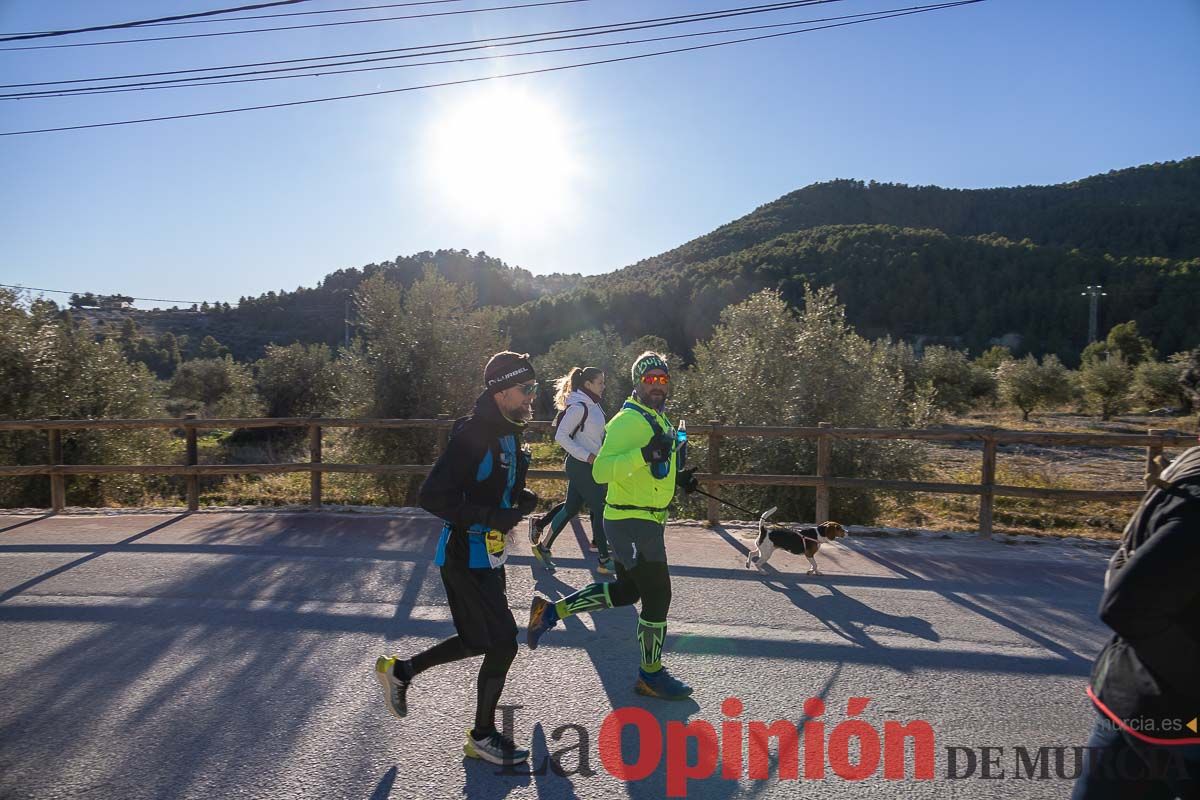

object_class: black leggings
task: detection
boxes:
[408,564,519,735]
[607,558,671,623]
[410,636,518,734]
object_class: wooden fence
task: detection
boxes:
[0,416,1193,535]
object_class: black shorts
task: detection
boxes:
[440,563,518,651]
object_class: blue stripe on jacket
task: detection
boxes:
[435,433,518,569]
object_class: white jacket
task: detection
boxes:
[554,389,607,464]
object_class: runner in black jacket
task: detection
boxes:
[1073,441,1200,799]
[374,351,539,767]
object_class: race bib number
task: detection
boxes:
[485,529,507,568]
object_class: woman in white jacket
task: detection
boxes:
[528,366,612,573]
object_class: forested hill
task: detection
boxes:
[110,249,582,362]
[502,224,1200,364]
[502,158,1200,362]
[102,158,1199,366]
[604,157,1200,282]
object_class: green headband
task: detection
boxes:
[631,354,669,382]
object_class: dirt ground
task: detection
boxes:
[873,409,1197,540]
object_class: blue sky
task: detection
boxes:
[1,0,1197,308]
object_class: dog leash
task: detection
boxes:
[691,487,758,517]
[692,487,824,545]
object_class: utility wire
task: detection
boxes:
[0,0,596,51]
[4,1,852,97]
[0,284,210,305]
[1,5,942,100]
[1,0,842,88]
[0,1,315,42]
[0,1,469,35]
[122,0,476,29]
[1,282,340,313]
[0,1,983,136]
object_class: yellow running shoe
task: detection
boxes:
[374,655,409,719]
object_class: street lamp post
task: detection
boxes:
[1081,285,1106,344]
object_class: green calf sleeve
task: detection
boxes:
[637,616,667,673]
[555,582,612,620]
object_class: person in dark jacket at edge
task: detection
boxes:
[1073,394,1200,799]
[374,351,540,767]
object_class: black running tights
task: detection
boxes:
[410,636,518,734]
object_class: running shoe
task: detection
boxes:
[527,516,543,546]
[464,729,529,765]
[531,543,556,573]
[597,557,615,575]
[374,655,410,718]
[527,595,559,650]
[635,666,693,700]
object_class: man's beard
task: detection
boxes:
[500,399,532,422]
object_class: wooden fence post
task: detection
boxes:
[184,413,199,511]
[979,434,997,537]
[706,420,721,525]
[435,414,451,458]
[309,422,323,510]
[815,422,832,523]
[1145,428,1166,488]
[48,424,65,514]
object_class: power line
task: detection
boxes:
[0,1,315,42]
[0,284,210,305]
[1,0,843,89]
[0,1,470,35]
[117,1,478,30]
[0,0,596,51]
[0,1,983,136]
[3,3,871,99]
[1,283,340,313]
[1,6,940,100]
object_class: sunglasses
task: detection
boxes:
[640,374,669,385]
[516,381,539,396]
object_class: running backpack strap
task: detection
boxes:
[623,400,676,480]
[552,402,589,439]
[621,401,667,438]
[569,402,588,438]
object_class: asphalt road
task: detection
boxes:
[0,511,1115,799]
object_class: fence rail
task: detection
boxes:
[1,416,1193,535]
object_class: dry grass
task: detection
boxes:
[14,408,1194,541]
[872,407,1195,540]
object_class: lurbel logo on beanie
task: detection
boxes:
[484,351,536,392]
[488,366,533,387]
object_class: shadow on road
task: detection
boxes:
[0,514,53,534]
[0,511,1106,798]
[764,580,940,649]
[0,514,188,604]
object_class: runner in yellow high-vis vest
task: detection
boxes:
[526,351,699,700]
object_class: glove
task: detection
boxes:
[640,431,675,465]
[487,507,524,533]
[517,488,538,516]
[677,466,699,494]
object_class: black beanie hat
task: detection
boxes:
[484,351,536,393]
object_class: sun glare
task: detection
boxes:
[424,88,580,232]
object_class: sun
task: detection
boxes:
[423,87,580,232]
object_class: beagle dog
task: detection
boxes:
[746,507,848,575]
